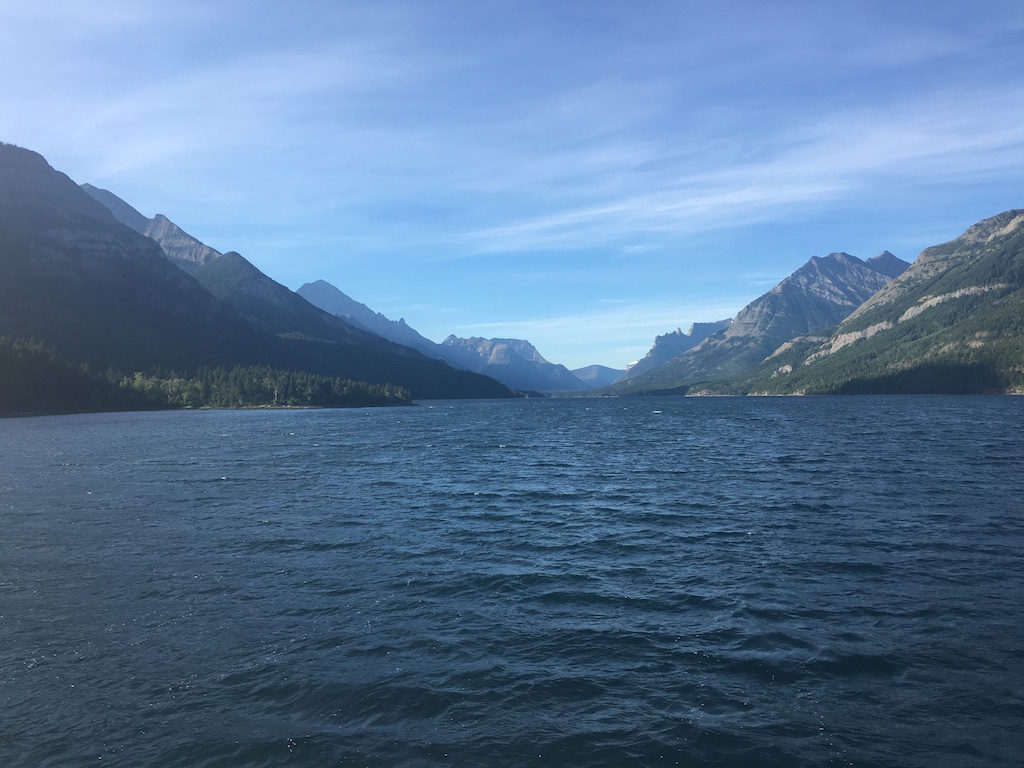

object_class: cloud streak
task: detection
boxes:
[454,87,1024,255]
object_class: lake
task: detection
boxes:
[2,396,1023,767]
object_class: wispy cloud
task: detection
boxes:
[453,87,1024,255]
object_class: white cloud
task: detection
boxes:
[452,87,1024,255]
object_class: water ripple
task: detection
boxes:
[2,397,1023,766]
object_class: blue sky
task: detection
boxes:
[2,1,1023,369]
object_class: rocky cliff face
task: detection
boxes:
[141,214,221,272]
[847,211,1024,322]
[623,319,732,379]
[753,210,1024,394]
[611,251,909,392]
[297,279,439,354]
[82,184,221,273]
[441,336,586,392]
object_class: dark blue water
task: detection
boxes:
[2,396,1023,767]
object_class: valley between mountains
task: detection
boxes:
[2,142,1022,416]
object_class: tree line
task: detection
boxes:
[0,337,410,416]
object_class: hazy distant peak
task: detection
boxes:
[865,251,910,278]
[81,183,150,232]
[298,279,441,359]
[572,364,625,387]
[620,318,733,381]
[687,319,733,337]
[440,335,585,391]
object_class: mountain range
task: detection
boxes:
[745,210,1024,394]
[612,251,911,394]
[623,320,733,380]
[297,278,606,392]
[437,336,586,393]
[0,142,511,414]
[3,141,1021,414]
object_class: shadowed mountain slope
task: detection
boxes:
[1,145,510,399]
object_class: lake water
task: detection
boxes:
[2,396,1023,767]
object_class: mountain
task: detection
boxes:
[611,251,909,393]
[81,185,220,273]
[1,144,511,402]
[864,250,910,278]
[300,277,612,392]
[297,279,437,354]
[82,185,371,342]
[623,319,732,380]
[747,210,1024,394]
[440,336,586,392]
[0,144,269,373]
[572,364,625,388]
[82,181,512,398]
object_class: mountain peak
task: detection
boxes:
[440,335,584,391]
[865,251,910,278]
[83,185,222,272]
[621,318,732,380]
[0,145,114,223]
[614,247,906,392]
[298,279,441,358]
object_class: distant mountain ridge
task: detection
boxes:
[439,336,587,392]
[84,184,597,395]
[572,364,624,388]
[82,185,395,345]
[612,250,909,392]
[12,143,1015,402]
[623,320,732,380]
[297,279,437,353]
[1,145,271,373]
[299,278,607,392]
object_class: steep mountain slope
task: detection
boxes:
[623,320,732,380]
[83,185,372,343]
[612,251,908,392]
[297,279,437,353]
[300,277,618,392]
[750,210,1024,394]
[0,144,269,372]
[82,185,220,272]
[441,336,586,392]
[2,144,511,400]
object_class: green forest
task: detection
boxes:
[0,338,411,417]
